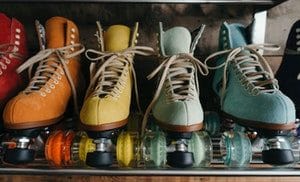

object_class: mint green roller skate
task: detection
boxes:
[205,22,297,165]
[141,23,212,168]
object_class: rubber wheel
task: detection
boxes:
[4,148,35,165]
[262,149,294,165]
[86,151,113,167]
[167,151,194,168]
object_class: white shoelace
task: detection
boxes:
[0,44,23,75]
[85,46,155,113]
[204,43,280,107]
[141,53,209,135]
[16,43,85,114]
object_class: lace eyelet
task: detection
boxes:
[57,75,62,80]
[45,89,51,93]
[16,28,21,33]
[50,84,55,89]
[15,35,20,39]
[54,80,59,84]
[40,92,46,97]
[5,59,11,64]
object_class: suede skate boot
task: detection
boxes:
[204,22,296,165]
[0,13,28,111]
[80,21,153,167]
[2,17,84,164]
[141,23,211,168]
[276,20,300,119]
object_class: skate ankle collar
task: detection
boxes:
[204,44,280,106]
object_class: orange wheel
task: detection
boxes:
[45,130,64,166]
[63,131,75,166]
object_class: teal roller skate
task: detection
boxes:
[141,22,211,168]
[204,22,297,165]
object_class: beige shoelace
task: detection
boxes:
[204,44,280,107]
[16,43,85,114]
[141,53,209,135]
[85,46,155,113]
[0,44,23,75]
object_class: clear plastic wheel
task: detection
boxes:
[142,131,167,167]
[220,131,252,167]
[188,131,212,167]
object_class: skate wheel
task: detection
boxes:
[167,151,194,168]
[4,148,35,164]
[204,111,220,136]
[63,131,75,166]
[262,149,294,165]
[45,130,75,166]
[86,151,113,167]
[221,131,252,167]
[143,131,166,167]
[78,134,95,162]
[45,131,64,166]
[116,132,136,167]
[189,131,212,167]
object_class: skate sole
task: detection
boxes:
[4,116,63,130]
[80,118,128,131]
[154,117,203,132]
[222,111,296,131]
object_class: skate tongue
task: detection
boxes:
[104,25,130,52]
[45,17,68,48]
[160,27,191,55]
[0,13,11,45]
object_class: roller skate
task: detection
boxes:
[80,21,153,168]
[204,22,297,166]
[141,22,212,168]
[0,13,28,127]
[2,17,85,165]
[276,20,300,120]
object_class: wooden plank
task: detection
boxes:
[1,175,300,182]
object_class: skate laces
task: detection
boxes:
[204,44,280,106]
[0,44,23,75]
[16,43,85,114]
[85,46,155,112]
[141,53,209,135]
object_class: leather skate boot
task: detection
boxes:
[2,16,84,164]
[204,22,296,165]
[276,20,300,119]
[80,21,153,167]
[141,23,211,168]
[0,13,28,112]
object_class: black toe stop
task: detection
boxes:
[167,151,194,168]
[4,148,35,165]
[262,149,294,165]
[86,151,113,168]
